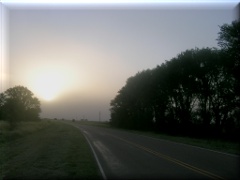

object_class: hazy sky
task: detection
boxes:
[1,1,239,121]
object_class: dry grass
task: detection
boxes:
[0,120,101,179]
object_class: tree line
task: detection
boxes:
[0,86,41,128]
[110,21,240,140]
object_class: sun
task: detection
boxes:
[33,73,62,101]
[27,66,75,101]
[33,70,66,101]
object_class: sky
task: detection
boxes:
[0,0,239,121]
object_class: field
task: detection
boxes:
[0,120,101,180]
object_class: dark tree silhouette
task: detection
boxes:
[109,21,240,140]
[217,20,240,62]
[0,86,41,126]
[110,46,239,139]
[217,20,240,107]
[110,70,154,130]
[216,20,240,137]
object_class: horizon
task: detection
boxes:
[0,1,239,121]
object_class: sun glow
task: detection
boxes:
[33,72,64,101]
[27,65,77,101]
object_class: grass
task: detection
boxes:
[0,121,51,143]
[73,120,110,128]
[0,120,101,180]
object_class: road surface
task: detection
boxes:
[73,124,239,179]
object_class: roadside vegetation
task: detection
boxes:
[0,120,101,179]
[0,86,41,129]
[110,20,240,142]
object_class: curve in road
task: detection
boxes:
[72,124,239,180]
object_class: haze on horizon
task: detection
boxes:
[0,1,238,121]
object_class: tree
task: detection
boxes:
[217,20,240,101]
[110,47,239,138]
[110,70,154,130]
[109,20,240,139]
[217,20,240,62]
[0,93,7,119]
[150,64,170,131]
[217,20,240,136]
[0,86,41,126]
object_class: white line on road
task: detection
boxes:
[66,124,107,179]
[83,132,107,180]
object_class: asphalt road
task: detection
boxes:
[73,124,239,180]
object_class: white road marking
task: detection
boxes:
[93,141,124,172]
[83,130,89,135]
[82,133,107,180]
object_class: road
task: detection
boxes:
[73,124,239,179]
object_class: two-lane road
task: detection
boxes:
[73,124,239,179]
